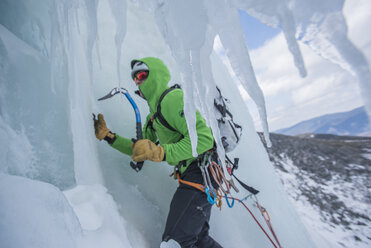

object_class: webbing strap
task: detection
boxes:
[155,85,181,132]
[233,174,260,195]
[145,85,180,133]
[176,173,205,192]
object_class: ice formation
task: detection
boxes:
[0,0,370,247]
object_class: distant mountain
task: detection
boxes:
[258,132,371,248]
[275,106,371,136]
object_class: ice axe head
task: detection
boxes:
[98,87,128,101]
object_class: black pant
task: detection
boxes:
[162,162,222,248]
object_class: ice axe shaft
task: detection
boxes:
[98,87,144,172]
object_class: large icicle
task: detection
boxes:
[52,0,103,185]
[83,0,99,81]
[233,0,307,77]
[153,0,209,157]
[205,0,272,147]
[198,28,228,172]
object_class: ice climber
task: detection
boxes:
[93,57,222,248]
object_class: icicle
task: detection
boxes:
[205,0,272,147]
[290,0,371,124]
[233,0,307,77]
[108,0,127,84]
[83,0,99,83]
[153,0,209,156]
[51,0,104,185]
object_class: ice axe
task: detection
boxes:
[98,87,144,172]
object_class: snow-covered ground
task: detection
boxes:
[274,152,371,248]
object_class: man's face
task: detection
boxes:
[133,71,149,87]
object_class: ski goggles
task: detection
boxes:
[133,70,149,82]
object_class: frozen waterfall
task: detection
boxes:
[0,0,369,248]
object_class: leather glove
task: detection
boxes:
[132,139,165,162]
[93,113,111,140]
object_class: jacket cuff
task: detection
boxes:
[104,132,117,144]
[163,153,166,161]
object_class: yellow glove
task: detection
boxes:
[93,113,111,140]
[132,139,165,162]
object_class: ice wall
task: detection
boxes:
[0,19,75,189]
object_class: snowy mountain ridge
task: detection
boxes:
[259,132,371,248]
[276,106,371,137]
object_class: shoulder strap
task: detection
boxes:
[214,86,234,118]
[152,84,181,132]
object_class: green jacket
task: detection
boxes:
[110,57,214,174]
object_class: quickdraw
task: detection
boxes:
[256,199,283,248]
[198,151,218,205]
[227,196,283,248]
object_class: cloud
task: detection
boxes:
[344,0,371,53]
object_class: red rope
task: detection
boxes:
[227,197,279,248]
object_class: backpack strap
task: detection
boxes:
[214,86,233,119]
[146,84,181,133]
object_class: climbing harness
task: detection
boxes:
[174,150,283,248]
[174,151,217,205]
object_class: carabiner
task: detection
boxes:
[225,194,235,208]
[205,187,216,205]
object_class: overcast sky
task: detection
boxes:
[219,0,371,132]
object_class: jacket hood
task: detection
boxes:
[132,57,170,113]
